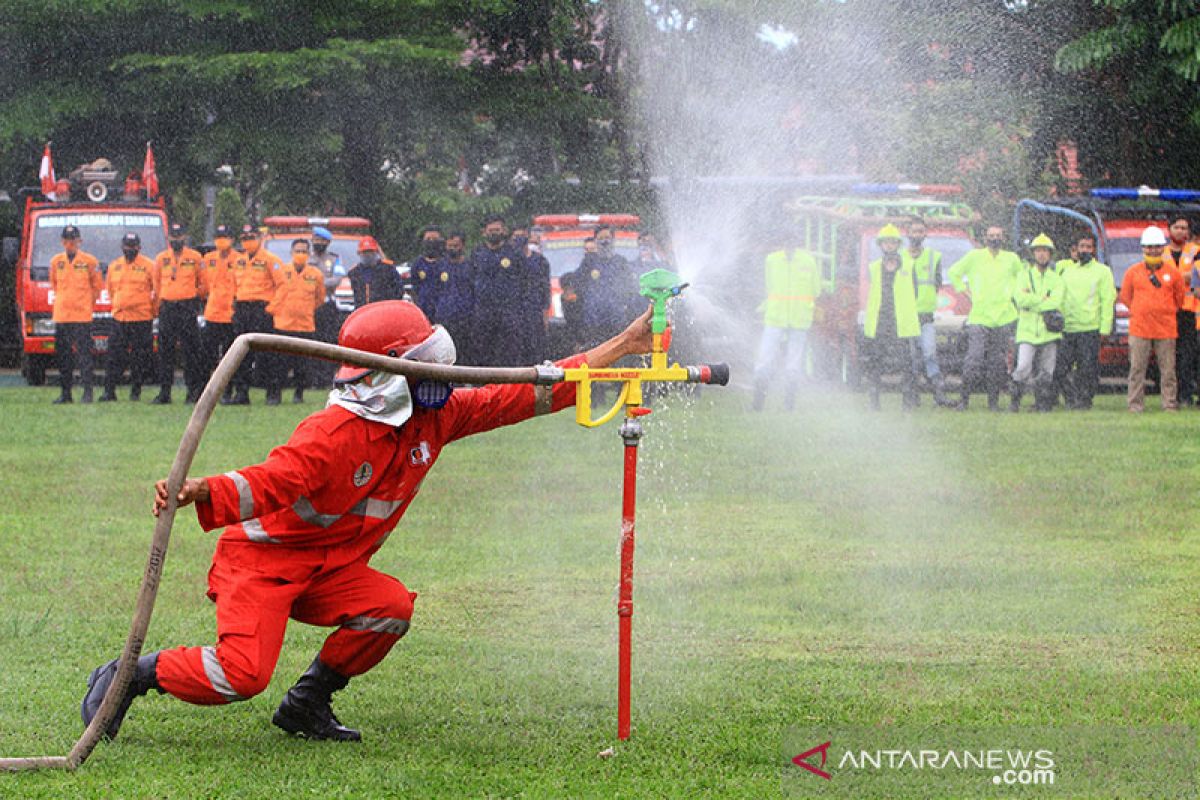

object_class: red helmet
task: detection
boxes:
[357,235,381,254]
[334,300,433,384]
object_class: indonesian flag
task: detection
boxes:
[143,141,159,199]
[39,143,56,200]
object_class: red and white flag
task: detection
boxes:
[39,143,56,200]
[143,141,159,199]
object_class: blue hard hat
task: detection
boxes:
[312,226,333,241]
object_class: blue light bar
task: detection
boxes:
[1091,187,1200,202]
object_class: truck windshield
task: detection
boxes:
[1106,237,1142,288]
[541,237,640,278]
[31,213,166,280]
[266,238,359,269]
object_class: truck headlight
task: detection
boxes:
[32,318,55,336]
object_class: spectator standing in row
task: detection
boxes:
[949,225,1022,411]
[152,223,205,405]
[750,229,819,411]
[1121,226,1184,413]
[200,224,241,400]
[409,225,445,310]
[348,236,403,308]
[413,228,475,364]
[905,216,950,406]
[268,239,325,405]
[310,226,346,389]
[1056,234,1115,410]
[225,226,283,406]
[1010,234,1064,412]
[101,233,157,402]
[1163,216,1200,406]
[863,224,921,410]
[49,225,101,404]
[471,215,544,366]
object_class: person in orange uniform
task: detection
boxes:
[101,233,158,402]
[49,225,103,404]
[267,239,326,404]
[152,223,206,404]
[1163,216,1200,405]
[1119,226,1186,412]
[200,224,243,399]
[225,225,283,406]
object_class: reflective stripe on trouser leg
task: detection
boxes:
[156,645,246,705]
[318,613,412,677]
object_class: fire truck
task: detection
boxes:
[1012,187,1200,376]
[786,184,979,386]
[7,159,168,385]
[532,213,647,357]
[262,215,376,316]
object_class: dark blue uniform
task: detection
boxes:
[471,244,547,366]
[348,261,404,308]
[412,255,476,362]
[560,251,640,349]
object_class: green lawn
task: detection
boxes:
[1,384,1199,798]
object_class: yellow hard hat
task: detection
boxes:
[1029,233,1055,250]
[877,223,902,241]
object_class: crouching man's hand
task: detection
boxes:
[584,305,655,368]
[153,477,210,517]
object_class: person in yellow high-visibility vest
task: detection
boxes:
[904,216,951,406]
[753,239,819,411]
[863,224,921,410]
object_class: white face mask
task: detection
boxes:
[326,326,457,425]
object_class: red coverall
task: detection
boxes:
[156,355,584,704]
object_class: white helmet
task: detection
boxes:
[1141,226,1168,247]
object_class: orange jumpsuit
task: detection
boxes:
[153,247,206,397]
[155,354,586,704]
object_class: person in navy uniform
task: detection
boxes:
[559,225,640,353]
[413,228,476,364]
[470,215,547,366]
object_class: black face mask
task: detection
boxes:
[485,232,506,246]
[597,238,614,253]
[446,247,464,260]
[511,236,528,251]
[985,238,1004,249]
[313,242,328,255]
[360,253,380,267]
[1077,252,1094,264]
[423,239,445,258]
[170,239,185,252]
[122,248,139,260]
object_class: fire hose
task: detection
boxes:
[0,268,726,771]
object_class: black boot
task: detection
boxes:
[292,389,304,404]
[265,389,282,406]
[932,376,951,407]
[53,390,73,404]
[151,389,171,405]
[222,387,250,406]
[80,652,161,740]
[99,389,118,402]
[272,658,361,742]
[130,385,141,401]
[80,387,93,404]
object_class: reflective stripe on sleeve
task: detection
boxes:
[351,497,404,519]
[342,615,410,637]
[201,646,246,702]
[242,518,281,544]
[224,470,254,519]
[292,496,341,528]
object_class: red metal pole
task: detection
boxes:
[617,415,643,740]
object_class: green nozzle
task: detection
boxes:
[639,268,686,335]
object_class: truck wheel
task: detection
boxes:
[22,354,48,386]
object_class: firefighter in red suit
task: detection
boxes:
[81,299,653,742]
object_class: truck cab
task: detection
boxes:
[10,161,167,385]
[787,185,978,386]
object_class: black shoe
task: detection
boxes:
[80,653,160,741]
[292,390,304,404]
[272,658,361,742]
[81,388,93,404]
[265,391,282,407]
[130,386,142,402]
[222,389,250,406]
[99,391,118,402]
[53,392,73,405]
[151,392,171,405]
[185,391,201,404]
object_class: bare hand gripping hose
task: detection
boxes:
[0,334,560,772]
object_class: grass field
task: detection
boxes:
[2,383,1200,798]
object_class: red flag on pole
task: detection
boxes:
[143,141,159,199]
[39,143,56,200]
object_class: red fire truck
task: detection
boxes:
[8,159,168,385]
